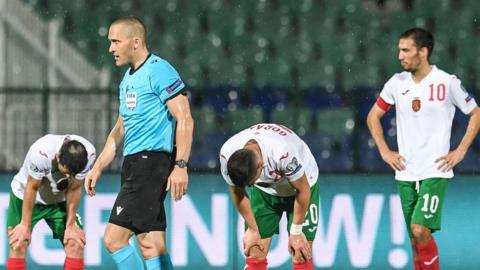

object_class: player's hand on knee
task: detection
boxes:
[8,225,31,251]
[85,169,101,197]
[64,225,86,248]
[243,228,263,257]
[380,150,406,171]
[166,167,189,201]
[288,233,311,263]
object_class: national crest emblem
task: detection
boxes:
[412,97,421,112]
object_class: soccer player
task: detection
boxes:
[6,135,96,270]
[367,27,480,270]
[84,16,193,270]
[219,123,319,270]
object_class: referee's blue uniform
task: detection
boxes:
[119,53,185,156]
[109,53,186,234]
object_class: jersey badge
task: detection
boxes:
[412,97,421,112]
[126,92,137,110]
[285,157,302,176]
[167,79,182,93]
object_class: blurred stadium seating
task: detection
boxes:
[1,0,478,173]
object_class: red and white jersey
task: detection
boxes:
[11,134,96,205]
[378,66,477,181]
[220,123,318,197]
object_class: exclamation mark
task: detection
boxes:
[388,194,408,269]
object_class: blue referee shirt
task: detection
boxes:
[119,54,185,156]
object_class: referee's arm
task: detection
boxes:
[166,93,194,201]
[85,116,124,196]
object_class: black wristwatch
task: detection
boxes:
[175,159,189,168]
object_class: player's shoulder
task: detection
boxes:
[27,135,58,165]
[220,131,244,154]
[391,71,410,82]
[431,66,458,81]
[29,134,59,151]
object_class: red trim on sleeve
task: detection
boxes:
[376,97,393,111]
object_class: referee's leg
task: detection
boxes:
[104,223,143,270]
[137,231,173,270]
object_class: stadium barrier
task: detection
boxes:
[0,174,479,269]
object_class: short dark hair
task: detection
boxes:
[59,140,88,175]
[227,149,258,187]
[111,16,147,43]
[400,27,434,58]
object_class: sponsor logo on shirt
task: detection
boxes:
[280,153,289,160]
[465,95,473,103]
[39,150,48,158]
[167,79,182,93]
[401,89,410,95]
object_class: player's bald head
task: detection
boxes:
[111,16,147,43]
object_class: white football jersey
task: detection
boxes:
[379,66,477,181]
[11,134,96,205]
[220,123,318,197]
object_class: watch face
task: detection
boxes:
[176,160,188,168]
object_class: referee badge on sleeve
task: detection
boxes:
[412,97,421,112]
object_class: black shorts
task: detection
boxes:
[109,151,173,234]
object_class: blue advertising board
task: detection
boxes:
[0,174,479,269]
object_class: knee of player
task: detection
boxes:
[64,240,84,257]
[247,247,267,260]
[410,224,430,240]
[9,245,27,258]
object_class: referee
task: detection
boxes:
[85,16,194,270]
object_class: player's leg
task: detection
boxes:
[245,237,273,270]
[6,191,29,270]
[6,191,50,270]
[245,185,285,270]
[44,204,85,270]
[287,182,320,270]
[411,178,448,270]
[396,180,421,269]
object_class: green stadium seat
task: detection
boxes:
[297,58,336,89]
[157,33,179,63]
[253,57,292,86]
[316,107,355,140]
[270,107,312,136]
[191,106,218,136]
[223,107,264,134]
